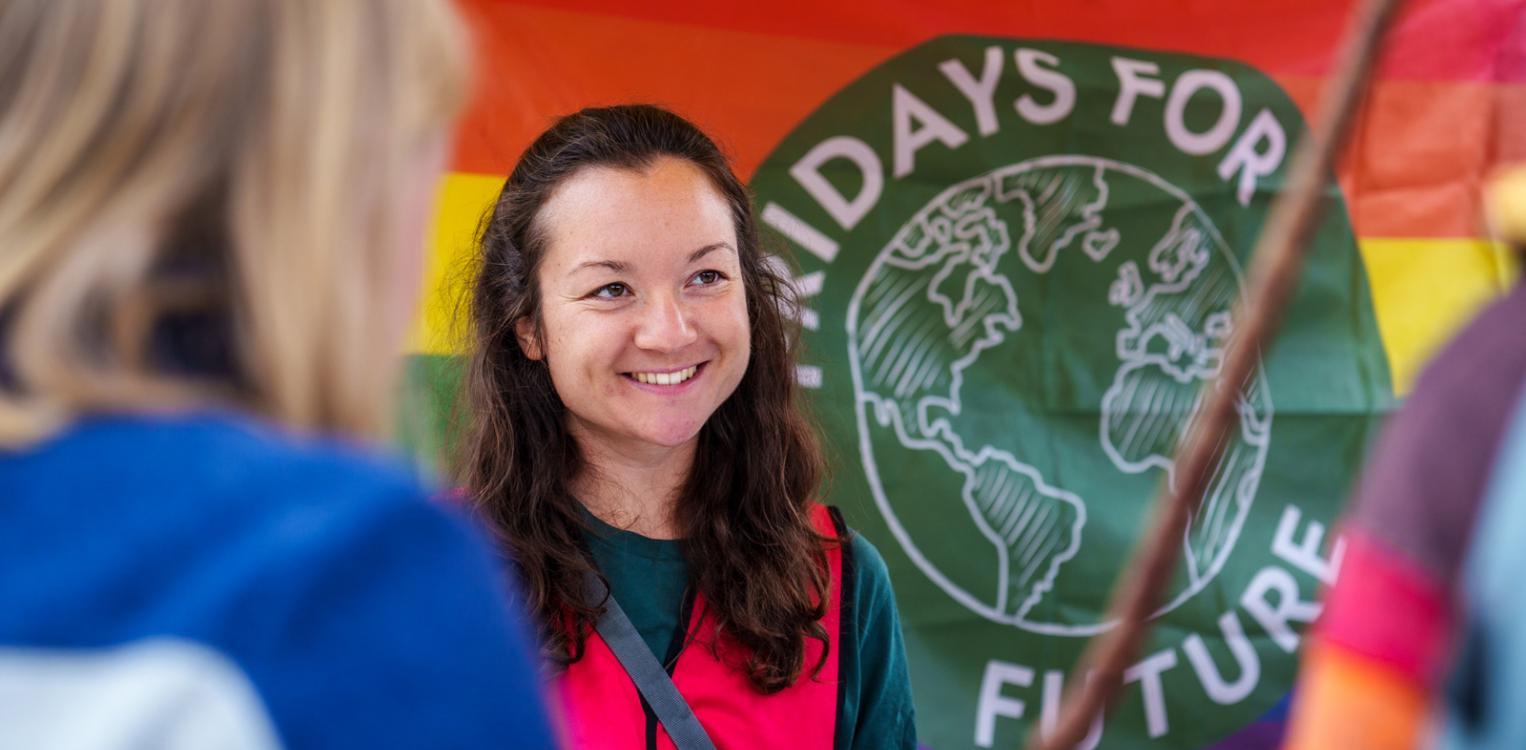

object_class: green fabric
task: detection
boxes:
[395,354,466,477]
[834,530,919,750]
[583,512,691,661]
[582,514,917,750]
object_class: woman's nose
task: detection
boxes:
[632,292,698,352]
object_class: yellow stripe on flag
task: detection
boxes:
[407,172,504,356]
[407,173,1522,400]
[1359,238,1520,396]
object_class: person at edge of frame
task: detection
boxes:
[454,104,918,749]
[0,1,557,747]
[1282,166,1526,748]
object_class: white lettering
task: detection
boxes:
[975,660,1034,748]
[1217,109,1287,206]
[892,84,970,178]
[1164,69,1242,155]
[1241,565,1321,652]
[794,364,822,389]
[1014,49,1075,125]
[1124,649,1178,738]
[1271,504,1345,584]
[760,203,839,263]
[939,47,1004,137]
[1110,57,1166,126]
[788,136,884,231]
[1040,671,1103,750]
[1183,611,1261,704]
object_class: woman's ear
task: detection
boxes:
[515,317,544,360]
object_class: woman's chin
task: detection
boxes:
[641,430,702,450]
[633,420,708,450]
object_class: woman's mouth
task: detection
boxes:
[625,363,702,387]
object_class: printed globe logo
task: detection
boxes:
[849,157,1271,634]
[749,36,1384,748]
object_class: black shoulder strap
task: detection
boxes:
[582,571,717,750]
[826,504,856,748]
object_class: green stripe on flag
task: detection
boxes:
[396,352,468,477]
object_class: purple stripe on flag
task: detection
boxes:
[1207,693,1291,750]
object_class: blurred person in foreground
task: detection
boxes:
[0,1,557,747]
[1282,167,1526,749]
[1433,170,1526,750]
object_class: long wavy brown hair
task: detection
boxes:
[458,105,834,693]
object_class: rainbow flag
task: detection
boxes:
[400,2,1525,747]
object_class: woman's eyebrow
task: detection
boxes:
[570,259,628,275]
[569,244,732,275]
[688,242,735,263]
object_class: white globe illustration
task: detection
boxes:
[848,156,1273,636]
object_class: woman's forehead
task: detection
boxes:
[537,158,738,271]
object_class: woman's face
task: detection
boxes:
[521,156,751,457]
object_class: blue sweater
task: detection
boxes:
[0,412,557,748]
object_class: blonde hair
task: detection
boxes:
[0,0,467,445]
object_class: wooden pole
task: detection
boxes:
[1027,0,1403,747]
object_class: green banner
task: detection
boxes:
[749,36,1393,749]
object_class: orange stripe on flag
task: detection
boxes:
[1284,641,1430,750]
[452,4,1524,239]
[453,2,892,180]
[468,0,1519,82]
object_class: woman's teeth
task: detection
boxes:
[631,366,698,386]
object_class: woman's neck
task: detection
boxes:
[569,425,696,540]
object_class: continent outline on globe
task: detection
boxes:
[849,154,1274,636]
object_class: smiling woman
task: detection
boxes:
[459,105,918,749]
[518,158,751,460]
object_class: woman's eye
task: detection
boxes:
[591,282,628,299]
[691,270,724,286]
